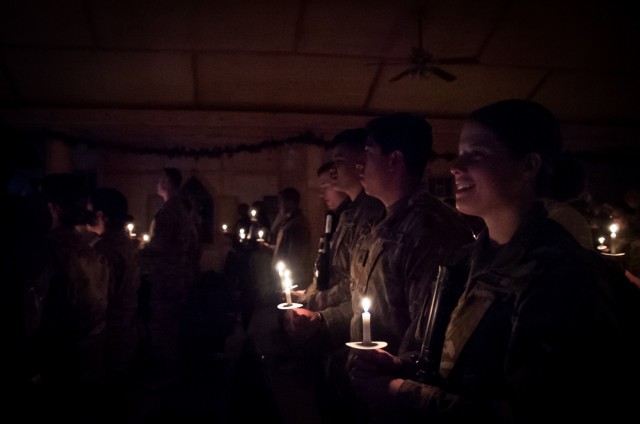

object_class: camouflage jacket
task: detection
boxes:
[397,202,640,423]
[311,190,385,339]
[350,188,474,354]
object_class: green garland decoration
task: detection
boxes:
[39,129,328,159]
[33,128,459,161]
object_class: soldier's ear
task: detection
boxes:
[388,150,405,173]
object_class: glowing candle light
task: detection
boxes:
[609,223,618,238]
[609,223,619,253]
[251,209,257,220]
[126,223,134,237]
[284,269,293,305]
[142,233,150,243]
[597,236,607,251]
[222,224,228,233]
[258,230,264,241]
[362,297,371,345]
[275,261,286,288]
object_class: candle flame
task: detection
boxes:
[251,209,257,217]
[126,223,134,232]
[222,224,228,231]
[275,261,285,274]
[598,236,605,244]
[362,297,370,313]
[609,223,619,234]
[142,233,150,242]
[258,230,264,238]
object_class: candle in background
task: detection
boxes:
[258,230,264,241]
[597,236,607,251]
[361,297,371,344]
[222,224,228,233]
[142,233,150,243]
[609,223,618,253]
[126,223,134,238]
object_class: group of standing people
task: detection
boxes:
[6,167,202,422]
[279,100,639,423]
[4,98,639,423]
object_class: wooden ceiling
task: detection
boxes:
[1,0,638,150]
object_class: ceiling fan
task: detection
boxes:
[384,17,477,83]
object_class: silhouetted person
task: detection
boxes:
[85,187,140,419]
[138,167,198,387]
[33,173,109,423]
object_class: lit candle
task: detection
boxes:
[126,223,134,237]
[258,230,264,241]
[251,209,257,220]
[239,228,246,240]
[609,223,618,238]
[222,224,228,233]
[324,214,333,234]
[597,236,607,251]
[275,261,287,290]
[609,223,618,253]
[284,269,293,305]
[142,233,150,243]
[361,297,371,345]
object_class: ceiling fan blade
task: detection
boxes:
[389,67,417,82]
[430,67,457,82]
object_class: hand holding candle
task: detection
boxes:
[362,297,371,345]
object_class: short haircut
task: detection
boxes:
[329,128,368,152]
[468,99,563,197]
[365,113,433,178]
[163,167,183,189]
[89,187,131,227]
[317,161,335,176]
[40,173,87,226]
[279,187,300,206]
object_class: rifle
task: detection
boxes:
[413,265,466,384]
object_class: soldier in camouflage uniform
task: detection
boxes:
[349,113,474,356]
[291,128,385,336]
[349,100,640,423]
[287,128,385,424]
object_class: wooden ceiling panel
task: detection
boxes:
[3,50,194,105]
[197,53,374,111]
[91,0,299,51]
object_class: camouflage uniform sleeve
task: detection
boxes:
[306,276,351,311]
[318,300,352,346]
